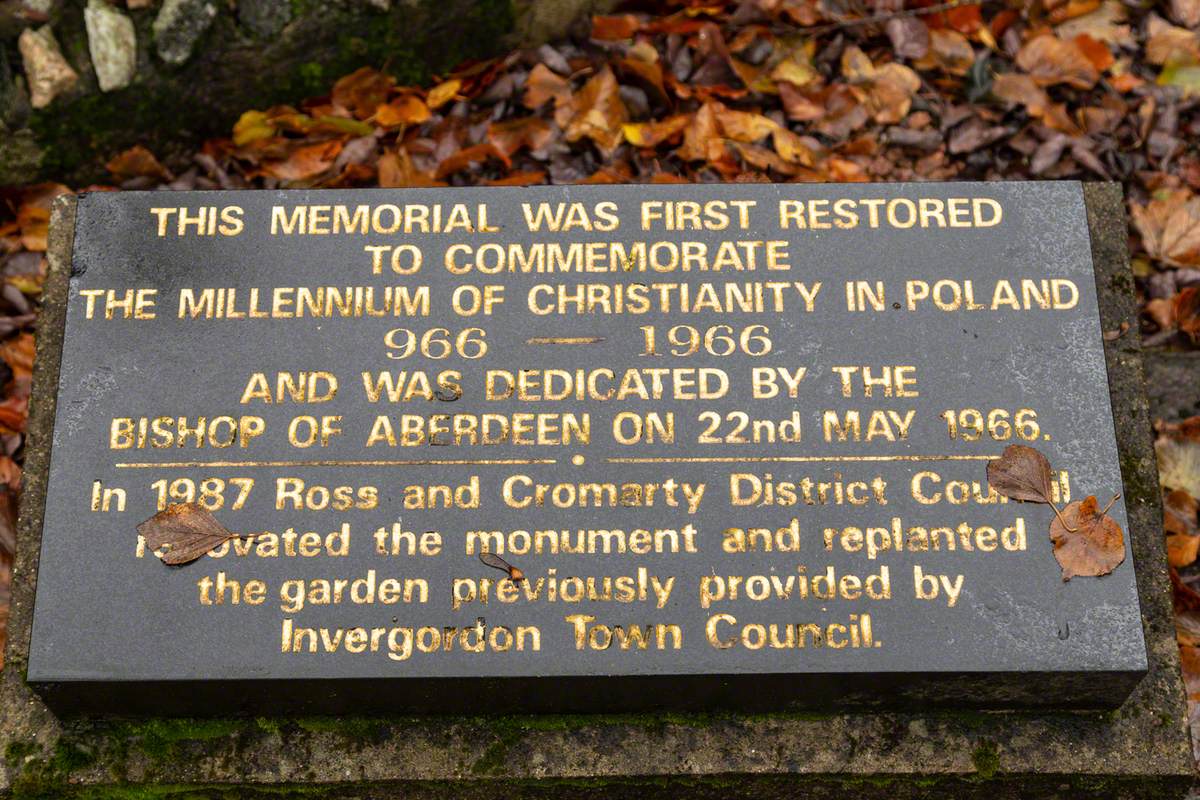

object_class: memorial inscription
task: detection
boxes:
[26,181,1147,715]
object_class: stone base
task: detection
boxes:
[0,184,1193,798]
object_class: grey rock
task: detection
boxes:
[17,24,76,107]
[152,0,215,65]
[238,0,290,37]
[84,0,136,91]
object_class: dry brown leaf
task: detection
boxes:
[591,14,640,40]
[915,29,976,76]
[1166,489,1200,567]
[1073,33,1114,72]
[1177,286,1200,342]
[1132,190,1200,267]
[488,116,554,157]
[377,150,441,188]
[479,551,524,582]
[524,63,571,111]
[260,141,342,181]
[1055,0,1133,47]
[676,102,723,161]
[714,107,778,142]
[106,145,172,181]
[563,67,628,156]
[772,126,815,166]
[0,332,35,380]
[1168,531,1200,567]
[842,46,921,123]
[375,95,431,128]
[1171,0,1200,27]
[15,183,70,252]
[992,73,1051,117]
[331,67,394,119]
[1049,495,1126,580]
[1159,435,1200,498]
[138,503,240,566]
[1016,33,1100,89]
[1146,15,1200,66]
[426,78,462,110]
[623,115,690,147]
[987,443,1055,504]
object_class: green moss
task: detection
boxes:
[112,719,245,761]
[971,741,1000,780]
[11,741,96,800]
[294,717,389,740]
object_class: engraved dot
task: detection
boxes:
[572,454,585,466]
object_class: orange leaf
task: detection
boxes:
[563,67,628,155]
[434,142,506,180]
[106,145,171,181]
[331,67,394,119]
[714,108,778,142]
[261,140,342,181]
[623,115,690,147]
[488,116,554,158]
[591,14,640,40]
[524,63,571,110]
[377,150,441,188]
[426,79,462,110]
[0,332,35,380]
[1073,33,1114,71]
[1049,496,1126,580]
[375,95,431,128]
[1016,33,1100,88]
[485,170,547,186]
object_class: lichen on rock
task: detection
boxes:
[84,0,137,91]
[152,0,216,65]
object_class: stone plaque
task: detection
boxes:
[26,182,1146,714]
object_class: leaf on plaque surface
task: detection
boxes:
[138,503,240,566]
[987,444,1055,504]
[478,551,524,582]
[1049,495,1126,580]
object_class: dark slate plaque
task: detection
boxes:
[26,182,1147,714]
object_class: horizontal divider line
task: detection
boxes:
[114,458,559,468]
[114,454,999,468]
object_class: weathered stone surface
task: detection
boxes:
[83,0,135,91]
[0,184,1191,799]
[236,0,289,39]
[16,25,76,108]
[151,0,215,64]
